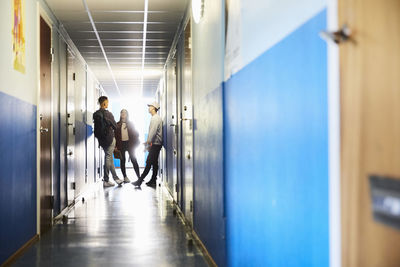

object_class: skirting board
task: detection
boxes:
[1,234,39,267]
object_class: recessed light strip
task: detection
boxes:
[82,0,121,96]
[140,0,149,95]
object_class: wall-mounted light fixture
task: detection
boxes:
[192,0,204,24]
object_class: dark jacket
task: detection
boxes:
[93,108,117,148]
[115,120,139,151]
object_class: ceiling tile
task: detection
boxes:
[46,0,188,99]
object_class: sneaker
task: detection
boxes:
[114,178,123,185]
[132,179,143,187]
[123,176,130,183]
[146,180,157,187]
[103,180,115,187]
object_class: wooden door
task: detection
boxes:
[39,17,52,234]
[339,1,400,266]
[180,21,194,224]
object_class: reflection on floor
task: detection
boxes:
[14,177,208,267]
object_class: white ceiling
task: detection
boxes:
[46,0,188,99]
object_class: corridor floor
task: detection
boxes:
[13,179,209,267]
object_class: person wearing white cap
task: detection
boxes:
[132,101,163,187]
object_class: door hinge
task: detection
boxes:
[190,200,193,212]
[175,183,179,193]
[97,167,100,174]
[72,182,76,190]
[73,127,76,135]
[50,195,55,209]
[73,73,76,81]
[50,47,54,62]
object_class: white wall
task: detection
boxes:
[225,0,327,80]
[0,0,38,105]
[192,0,225,96]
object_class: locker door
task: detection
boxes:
[166,56,179,201]
[66,50,75,206]
[179,21,194,224]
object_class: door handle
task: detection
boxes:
[320,24,352,44]
[40,127,49,133]
[173,150,177,155]
[67,123,73,126]
[68,149,73,156]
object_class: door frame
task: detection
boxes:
[327,0,341,266]
[36,3,54,235]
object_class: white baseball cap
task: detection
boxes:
[147,101,160,110]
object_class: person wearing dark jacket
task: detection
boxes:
[93,96,123,187]
[115,109,140,183]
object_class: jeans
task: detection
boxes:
[140,144,162,182]
[103,137,118,182]
[120,141,140,179]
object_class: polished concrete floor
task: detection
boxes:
[14,172,209,267]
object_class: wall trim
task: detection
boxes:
[191,230,218,267]
[327,0,341,266]
[1,235,39,267]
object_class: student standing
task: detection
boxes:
[133,102,163,187]
[115,109,140,183]
[93,96,123,187]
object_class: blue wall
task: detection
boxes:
[224,10,329,266]
[193,85,226,266]
[0,91,37,263]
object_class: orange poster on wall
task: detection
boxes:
[12,0,25,74]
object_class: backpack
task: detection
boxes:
[93,110,108,141]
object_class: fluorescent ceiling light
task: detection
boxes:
[82,0,121,96]
[140,0,149,95]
